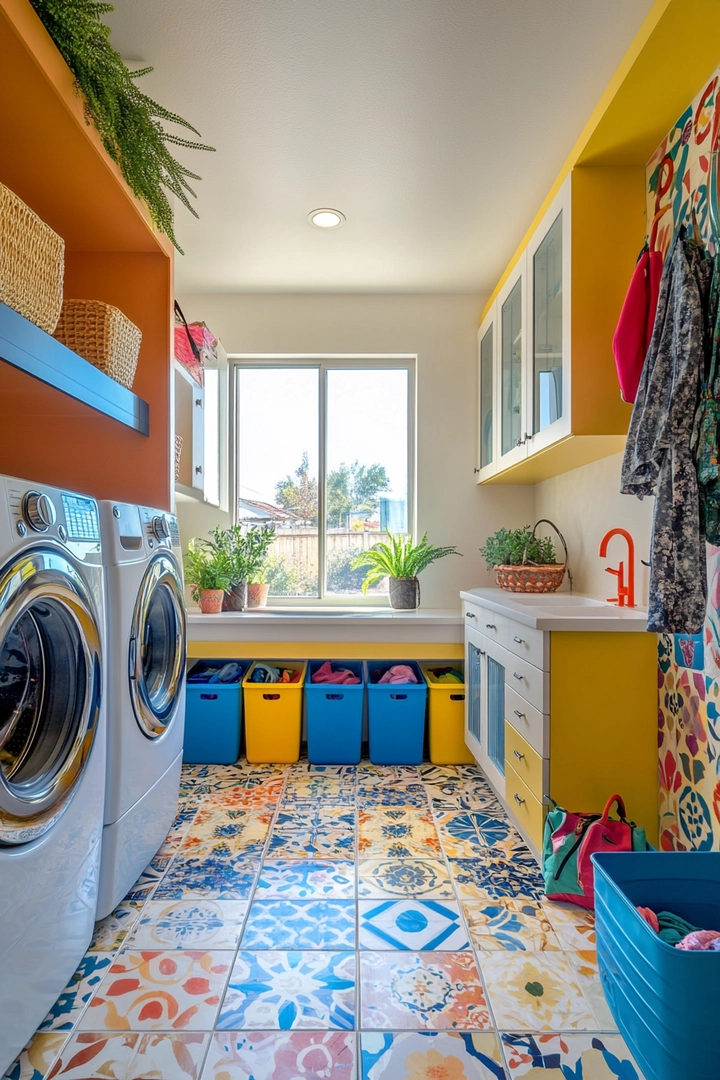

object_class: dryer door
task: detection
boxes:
[129,552,186,739]
[0,548,102,844]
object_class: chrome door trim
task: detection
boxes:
[128,552,186,739]
[0,548,102,844]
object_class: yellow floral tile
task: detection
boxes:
[180,810,273,860]
[361,1031,505,1080]
[462,898,562,953]
[478,951,599,1031]
[541,901,596,949]
[567,949,618,1031]
[205,778,286,809]
[127,1033,210,1080]
[358,809,441,859]
[283,776,356,804]
[5,1032,66,1080]
[46,1033,138,1079]
[88,901,144,952]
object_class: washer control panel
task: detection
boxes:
[61,494,100,541]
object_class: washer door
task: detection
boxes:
[0,549,102,845]
[129,552,186,739]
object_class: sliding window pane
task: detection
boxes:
[325,368,408,596]
[236,367,319,597]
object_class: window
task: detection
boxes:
[233,358,415,602]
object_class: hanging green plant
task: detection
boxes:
[29,0,214,252]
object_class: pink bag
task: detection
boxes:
[612,244,663,404]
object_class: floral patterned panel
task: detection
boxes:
[357,860,456,899]
[361,1031,506,1080]
[360,952,490,1030]
[201,1030,356,1080]
[241,900,356,950]
[502,1033,644,1079]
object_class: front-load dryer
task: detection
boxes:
[0,475,106,1075]
[96,502,186,919]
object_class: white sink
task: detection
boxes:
[460,587,648,632]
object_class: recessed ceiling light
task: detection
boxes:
[308,208,345,229]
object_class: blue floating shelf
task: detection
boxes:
[0,301,149,435]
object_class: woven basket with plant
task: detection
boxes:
[480,519,568,593]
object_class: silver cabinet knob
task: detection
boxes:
[485,623,496,630]
[466,612,476,620]
[514,793,525,805]
[513,749,524,761]
[514,709,524,719]
[152,515,170,540]
[513,671,523,680]
[24,491,56,532]
[513,635,524,644]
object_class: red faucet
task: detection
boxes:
[599,528,635,608]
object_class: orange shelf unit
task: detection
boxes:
[0,0,174,509]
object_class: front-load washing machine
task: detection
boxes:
[0,475,106,1074]
[96,502,186,919]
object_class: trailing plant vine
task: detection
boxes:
[30,0,214,251]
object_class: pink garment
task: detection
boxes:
[676,930,720,951]
[637,906,660,933]
[312,661,361,685]
[612,246,663,404]
[378,664,418,685]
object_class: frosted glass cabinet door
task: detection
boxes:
[479,323,494,469]
[501,276,524,457]
[533,210,563,434]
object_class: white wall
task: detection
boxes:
[176,292,536,608]
[534,451,654,605]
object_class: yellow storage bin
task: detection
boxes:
[242,661,307,763]
[420,661,474,764]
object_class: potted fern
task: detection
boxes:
[184,540,231,613]
[244,525,276,608]
[352,532,461,610]
[205,526,252,611]
[479,519,567,593]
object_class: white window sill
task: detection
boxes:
[187,607,462,625]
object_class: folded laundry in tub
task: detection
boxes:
[676,929,720,951]
[250,664,281,683]
[377,664,418,685]
[312,661,361,685]
[430,667,463,684]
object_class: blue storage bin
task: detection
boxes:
[305,660,364,765]
[184,659,247,764]
[592,850,720,1080]
[366,660,427,765]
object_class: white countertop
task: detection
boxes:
[460,588,650,633]
[187,607,461,625]
[187,607,463,644]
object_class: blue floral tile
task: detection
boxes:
[154,855,258,899]
[283,776,356,805]
[88,900,144,952]
[357,859,455,899]
[450,855,545,901]
[124,899,249,950]
[38,952,113,1031]
[289,763,357,777]
[501,1033,645,1078]
[436,811,521,858]
[361,1031,506,1080]
[268,808,356,859]
[463,898,561,952]
[357,784,429,808]
[359,900,469,951]
[360,952,490,1029]
[255,860,356,899]
[242,900,356,949]
[217,951,356,1030]
[123,881,156,904]
[429,788,504,813]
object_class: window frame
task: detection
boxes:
[228,354,417,606]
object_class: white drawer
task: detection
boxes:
[463,602,507,647]
[505,621,548,671]
[505,653,548,713]
[505,684,548,756]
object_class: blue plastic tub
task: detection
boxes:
[184,659,247,764]
[305,660,364,764]
[366,660,427,765]
[592,850,720,1080]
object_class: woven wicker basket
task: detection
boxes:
[54,299,142,389]
[0,182,64,333]
[174,434,183,482]
[494,563,566,593]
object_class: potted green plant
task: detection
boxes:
[351,532,461,610]
[244,525,276,608]
[206,526,252,611]
[184,540,231,613]
[479,519,567,593]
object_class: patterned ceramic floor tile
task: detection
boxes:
[360,951,490,1030]
[45,1033,139,1079]
[463,898,561,953]
[154,856,258,900]
[289,763,358,777]
[541,902,596,950]
[359,900,469,951]
[124,900,249,951]
[479,951,598,1031]
[361,1031,506,1080]
[357,785,429,808]
[201,1030,356,1080]
[88,901,144,952]
[205,779,286,809]
[567,950,617,1031]
[449,855,545,900]
[357,860,455,899]
[283,777,356,805]
[417,765,463,781]
[127,1033,210,1080]
[38,953,114,1032]
[181,809,273,860]
[242,900,356,949]
[255,860,356,899]
[267,808,357,859]
[3,1032,66,1080]
[429,790,505,813]
[501,1033,645,1078]
[80,951,232,1031]
[218,951,356,1031]
[435,811,524,858]
[124,881,158,904]
[357,766,421,784]
[358,809,441,859]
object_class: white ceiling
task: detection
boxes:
[107,0,654,294]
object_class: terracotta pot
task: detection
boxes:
[223,582,248,611]
[494,564,565,593]
[198,588,224,613]
[389,576,420,610]
[247,582,270,608]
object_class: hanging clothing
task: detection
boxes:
[621,227,713,634]
[613,243,664,404]
[693,253,720,543]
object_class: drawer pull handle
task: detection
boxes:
[485,623,496,629]
[514,635,524,644]
[514,793,525,806]
[466,612,476,619]
[513,749,524,761]
[513,671,523,680]
[513,709,525,719]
